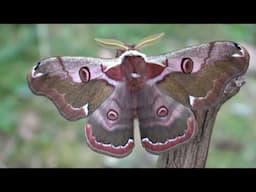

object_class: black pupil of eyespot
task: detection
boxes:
[110,112,115,118]
[185,62,190,70]
[160,109,166,115]
[83,69,88,78]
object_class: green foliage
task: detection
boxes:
[0,24,255,167]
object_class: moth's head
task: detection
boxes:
[95,33,165,57]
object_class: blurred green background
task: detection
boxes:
[0,24,255,168]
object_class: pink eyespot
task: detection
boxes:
[79,67,90,82]
[107,109,119,121]
[181,58,193,74]
[157,106,168,117]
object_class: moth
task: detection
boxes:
[27,33,249,158]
